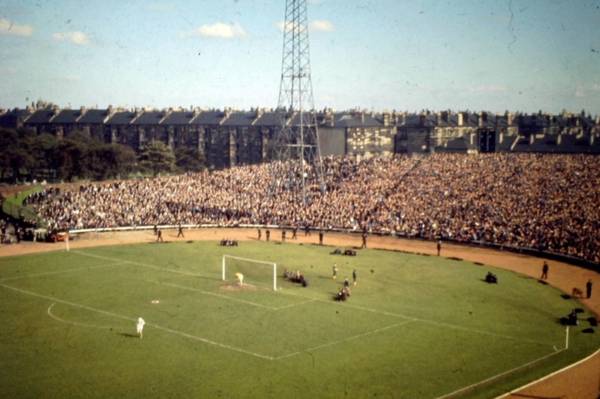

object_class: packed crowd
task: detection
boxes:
[27,153,600,263]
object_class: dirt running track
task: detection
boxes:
[1,228,598,399]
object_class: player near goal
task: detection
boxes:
[222,255,278,291]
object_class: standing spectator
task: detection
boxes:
[177,223,184,238]
[541,261,549,280]
[361,231,368,249]
[319,230,324,246]
[292,226,297,239]
[156,229,163,243]
[266,229,270,242]
[257,228,262,240]
[437,240,442,256]
[586,279,593,299]
[281,230,286,242]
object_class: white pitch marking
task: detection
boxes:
[494,349,599,397]
[434,348,566,399]
[72,250,213,279]
[276,289,555,348]
[73,250,556,348]
[0,283,273,361]
[437,326,571,399]
[150,280,274,310]
[275,320,414,360]
[0,262,124,282]
[273,299,316,311]
[47,303,116,330]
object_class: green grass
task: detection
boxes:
[1,185,44,225]
[0,241,598,399]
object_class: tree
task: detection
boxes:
[175,147,205,172]
[138,141,175,176]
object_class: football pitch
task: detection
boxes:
[0,241,598,398]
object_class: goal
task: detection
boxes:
[222,255,278,291]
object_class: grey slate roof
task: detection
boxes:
[51,109,84,124]
[78,109,110,124]
[191,110,226,125]
[162,111,195,125]
[106,111,136,125]
[222,111,256,127]
[132,111,166,125]
[254,111,283,127]
[25,109,57,124]
[402,114,435,128]
[0,109,31,128]
[332,112,382,128]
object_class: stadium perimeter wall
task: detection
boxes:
[0,227,598,398]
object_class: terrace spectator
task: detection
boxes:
[25,154,600,264]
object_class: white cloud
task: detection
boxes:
[310,20,334,32]
[52,31,90,45]
[277,20,334,33]
[575,87,586,98]
[0,18,33,37]
[468,85,507,93]
[190,22,246,39]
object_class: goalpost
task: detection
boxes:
[222,255,278,291]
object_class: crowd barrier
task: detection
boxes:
[68,224,600,273]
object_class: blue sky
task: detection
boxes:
[1,0,599,113]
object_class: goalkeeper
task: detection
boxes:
[235,272,244,286]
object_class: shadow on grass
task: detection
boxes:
[119,332,140,338]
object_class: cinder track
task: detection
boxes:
[1,228,598,398]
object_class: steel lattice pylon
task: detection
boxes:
[271,0,325,206]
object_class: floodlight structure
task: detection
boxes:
[271,0,326,206]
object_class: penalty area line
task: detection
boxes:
[276,320,415,360]
[0,261,125,282]
[0,283,274,361]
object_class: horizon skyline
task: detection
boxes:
[1,0,599,114]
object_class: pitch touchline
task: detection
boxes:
[0,283,274,361]
[435,337,568,399]
[73,250,557,348]
[0,261,125,282]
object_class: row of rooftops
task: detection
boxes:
[1,106,599,129]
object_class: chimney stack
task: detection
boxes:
[383,112,390,127]
[507,112,514,126]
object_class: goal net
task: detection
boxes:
[222,255,278,291]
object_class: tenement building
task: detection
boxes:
[1,106,599,167]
